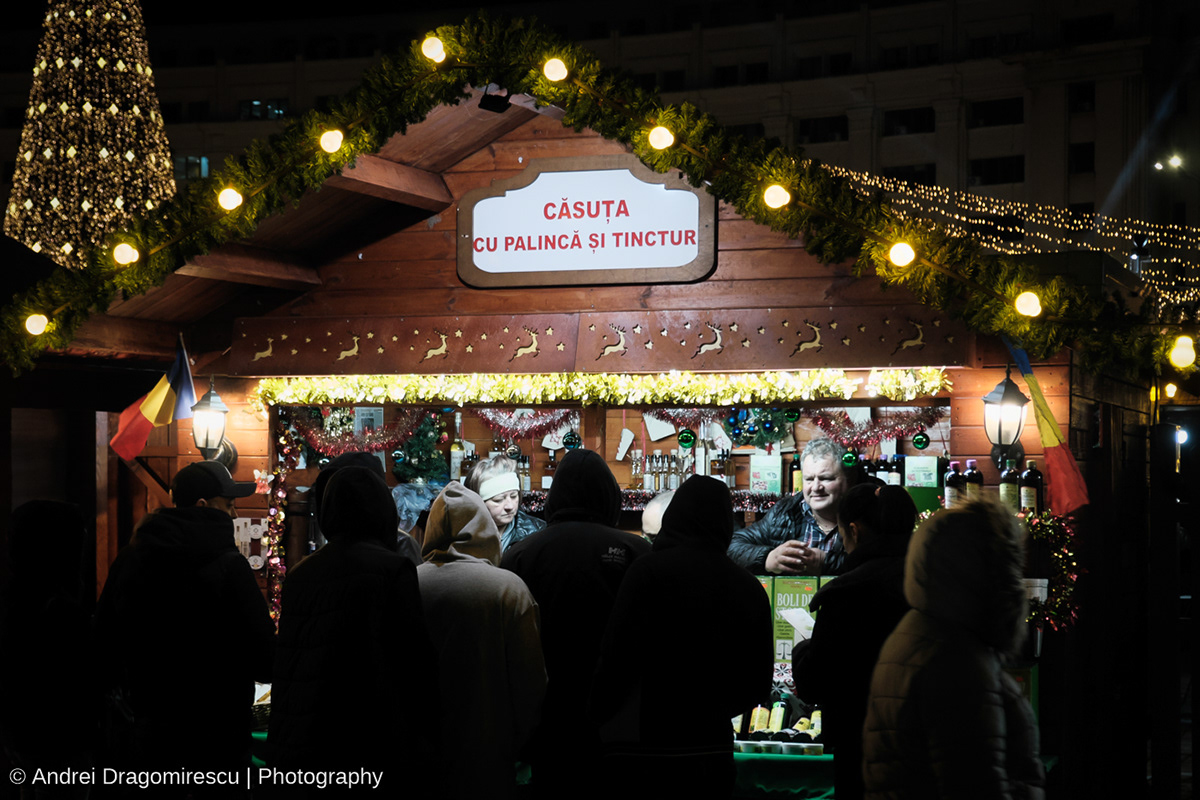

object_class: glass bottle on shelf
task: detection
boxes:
[652,450,663,491]
[999,459,1021,513]
[726,450,737,489]
[710,450,725,485]
[943,461,964,509]
[630,449,643,491]
[962,459,983,502]
[694,437,708,476]
[887,455,903,486]
[642,451,655,491]
[669,449,681,490]
[449,411,465,482]
[790,454,803,494]
[520,455,532,492]
[1019,460,1044,516]
[541,449,557,490]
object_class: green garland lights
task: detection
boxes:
[1,13,1185,377]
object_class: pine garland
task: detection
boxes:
[1,13,1182,378]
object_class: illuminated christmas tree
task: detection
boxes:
[4,0,174,270]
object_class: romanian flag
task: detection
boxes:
[109,337,196,460]
[1004,339,1090,514]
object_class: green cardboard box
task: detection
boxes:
[773,576,819,663]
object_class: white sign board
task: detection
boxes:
[458,155,715,287]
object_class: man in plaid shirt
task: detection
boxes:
[727,438,852,576]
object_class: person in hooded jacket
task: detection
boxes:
[308,451,423,565]
[862,498,1045,800]
[791,484,919,800]
[269,466,436,796]
[417,481,547,800]
[590,475,774,800]
[499,449,651,799]
[93,461,274,794]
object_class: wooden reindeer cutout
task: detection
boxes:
[336,335,360,361]
[891,322,924,356]
[692,323,723,359]
[251,337,274,362]
[509,326,540,362]
[423,330,449,361]
[596,324,628,360]
[790,321,822,357]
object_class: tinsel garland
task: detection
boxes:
[290,407,431,456]
[520,488,782,514]
[0,14,1180,379]
[802,407,947,450]
[253,369,881,409]
[474,408,579,441]
[1025,511,1081,632]
[866,368,953,402]
[644,408,726,430]
[265,417,302,626]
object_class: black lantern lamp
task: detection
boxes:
[191,376,234,465]
[982,365,1030,470]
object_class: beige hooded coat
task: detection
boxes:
[417,481,547,800]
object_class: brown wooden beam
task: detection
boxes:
[326,155,454,212]
[178,244,322,290]
[67,315,180,360]
[124,457,171,508]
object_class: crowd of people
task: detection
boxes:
[0,437,1044,800]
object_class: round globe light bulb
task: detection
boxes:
[1015,291,1042,317]
[319,129,344,153]
[888,242,916,267]
[1155,162,1165,170]
[1169,335,1196,369]
[1169,154,1183,169]
[648,126,675,150]
[421,36,446,63]
[763,184,791,209]
[1166,382,1178,398]
[113,242,139,265]
[1178,428,1188,445]
[25,313,49,335]
[543,58,568,82]
[218,188,243,211]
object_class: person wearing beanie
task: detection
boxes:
[309,450,422,565]
[862,499,1045,799]
[590,475,774,799]
[269,467,436,796]
[417,482,546,800]
[792,483,919,800]
[465,455,546,551]
[93,461,274,792]
[499,449,651,799]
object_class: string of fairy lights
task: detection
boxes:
[825,164,1200,304]
[5,15,1197,378]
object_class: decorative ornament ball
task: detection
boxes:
[392,449,405,463]
[841,451,858,468]
[318,457,331,467]
[506,443,523,459]
[912,431,931,450]
[677,428,697,448]
[563,430,582,449]
[731,425,743,439]
[763,419,774,432]
[727,415,738,427]
[784,408,801,423]
[746,422,758,435]
[438,432,449,444]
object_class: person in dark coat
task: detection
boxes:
[93,461,274,794]
[309,451,423,565]
[0,501,95,797]
[466,454,546,552]
[500,449,651,799]
[269,466,436,796]
[590,475,774,800]
[862,498,1045,800]
[792,484,919,800]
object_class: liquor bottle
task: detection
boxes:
[1020,460,1044,516]
[874,455,889,483]
[962,459,983,502]
[650,450,662,491]
[999,459,1021,513]
[790,454,803,494]
[630,449,643,491]
[668,450,681,490]
[710,450,725,485]
[520,456,532,492]
[643,451,655,491]
[448,412,465,482]
[694,437,708,477]
[943,461,964,509]
[726,450,738,489]
[491,432,506,460]
[541,450,557,490]
[886,455,903,486]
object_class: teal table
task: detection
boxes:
[733,752,835,798]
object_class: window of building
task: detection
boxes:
[795,55,822,79]
[827,52,853,76]
[712,64,739,87]
[912,42,939,67]
[795,115,849,145]
[237,99,289,121]
[969,155,1025,185]
[726,122,766,141]
[880,46,908,70]
[270,38,298,62]
[882,163,937,186]
[967,97,1023,127]
[1061,14,1115,45]
[186,101,210,122]
[882,107,935,136]
[1068,142,1095,175]
[304,36,341,60]
[345,35,379,59]
[661,70,686,92]
[1067,82,1095,114]
[967,36,995,58]
[744,62,769,84]
[632,73,657,91]
[173,156,210,181]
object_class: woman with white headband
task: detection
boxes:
[466,455,546,552]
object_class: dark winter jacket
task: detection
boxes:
[269,467,436,793]
[500,449,650,792]
[94,505,275,772]
[862,502,1045,800]
[792,535,910,800]
[501,508,546,552]
[590,475,774,796]
[727,492,847,575]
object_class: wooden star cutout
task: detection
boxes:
[589,324,596,331]
[660,328,668,336]
[556,342,564,351]
[455,330,463,338]
[933,319,941,327]
[499,343,505,349]
[466,344,474,353]
[842,337,851,346]
[281,334,288,340]
[326,331,331,336]
[777,338,784,344]
[290,349,297,355]
[377,346,384,354]
[783,320,789,327]
[363,332,371,339]
[741,339,750,348]
[829,322,838,330]
[730,323,739,332]
[857,325,866,332]
[305,337,312,343]
[392,335,398,342]
[481,333,488,341]
[879,336,886,342]
[684,321,691,329]
[758,327,765,334]
[632,324,642,334]
[413,329,419,335]
[679,340,686,346]
[947,336,955,343]
[645,341,653,350]
[322,348,327,352]
[883,318,890,325]
[503,326,510,333]
[409,346,414,351]
[546,327,554,335]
